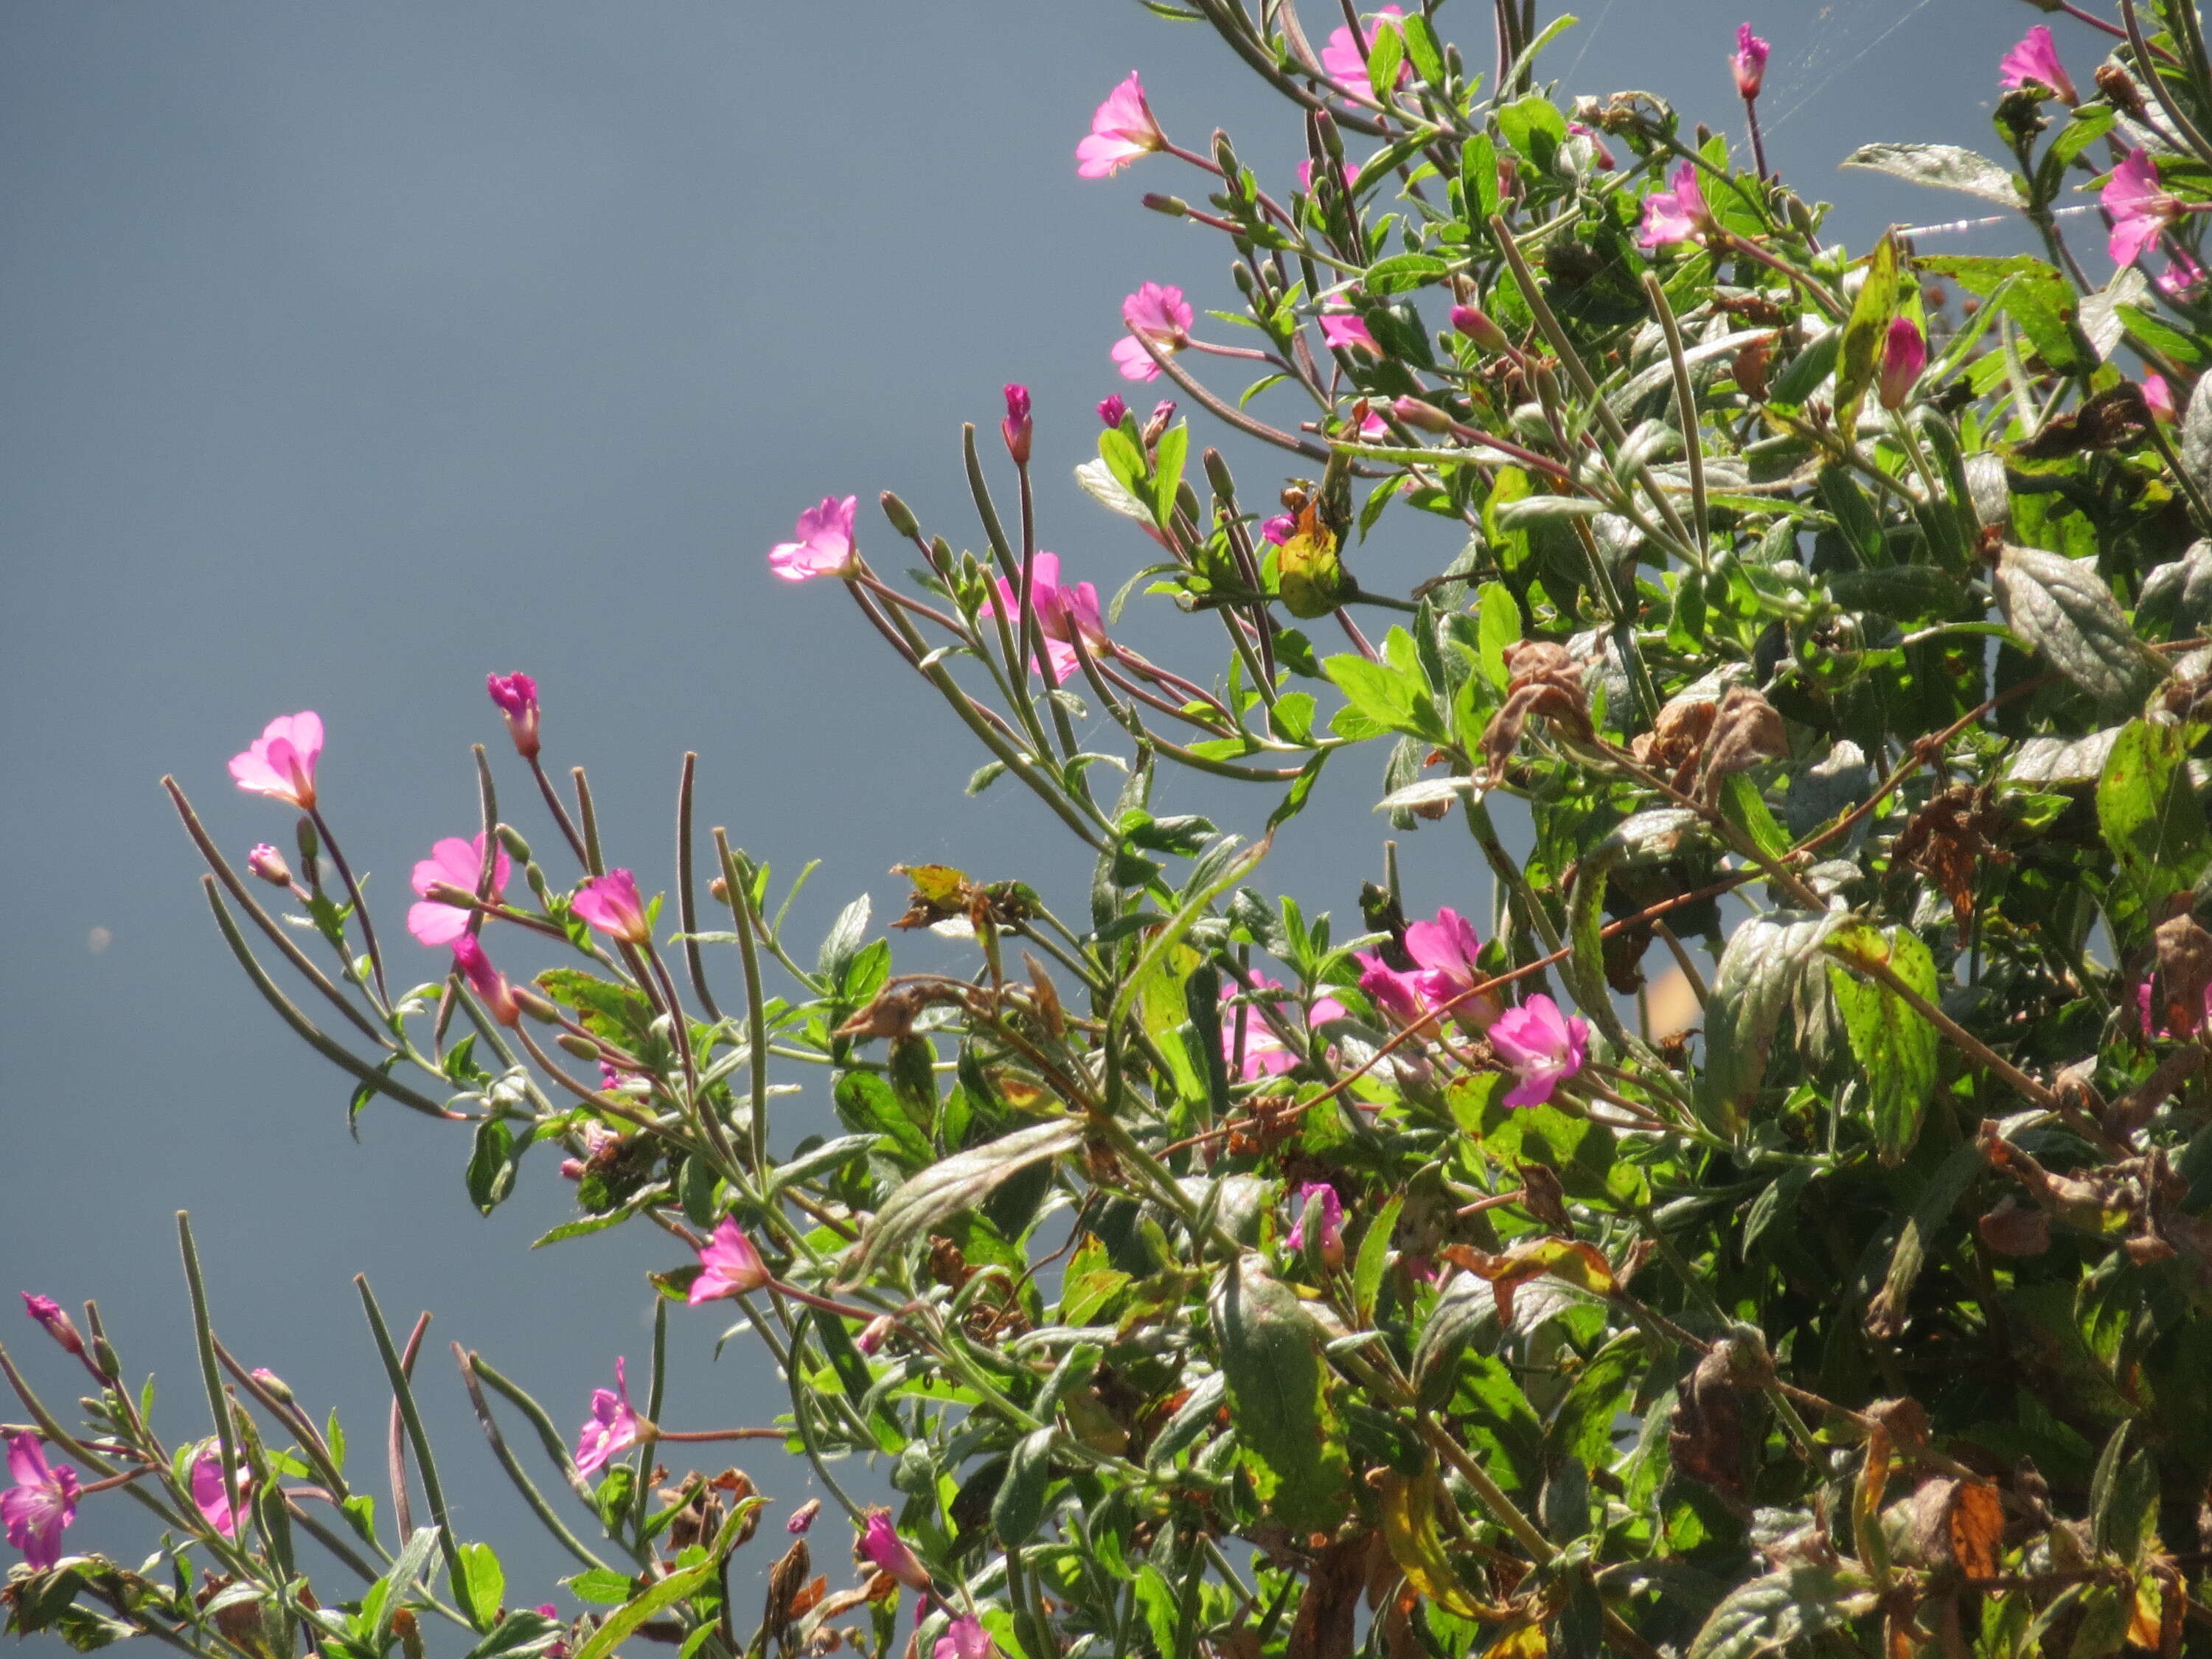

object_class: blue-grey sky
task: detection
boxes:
[1,0,2046,1631]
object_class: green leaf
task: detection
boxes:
[1921,254,2081,372]
[1152,422,1189,530]
[1697,912,1840,1136]
[1352,1193,1403,1324]
[466,1121,518,1217]
[1363,19,1403,101]
[1687,1563,1876,1659]
[1474,581,1520,692]
[1835,232,1900,431]
[993,1426,1056,1546]
[850,1120,1082,1280]
[817,894,872,980]
[1548,1332,1644,1470]
[1823,924,1941,1165]
[1398,14,1445,85]
[571,1501,758,1659]
[1209,1257,1348,1532]
[1840,142,2017,206]
[1365,254,1451,296]
[1324,653,1427,740]
[1996,544,2160,708]
[458,1542,504,1632]
[563,1570,637,1606]
[2098,718,2212,916]
[1718,773,1792,863]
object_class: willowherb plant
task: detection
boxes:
[16,2,2212,1655]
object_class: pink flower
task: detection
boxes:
[407,833,512,947]
[486,672,540,760]
[1731,24,1770,100]
[1097,394,1130,428]
[1259,514,1296,545]
[2000,24,2077,104]
[1319,307,1379,355]
[1638,163,1714,249]
[1488,994,1589,1107]
[2106,149,2179,268]
[571,869,652,945]
[1219,978,1346,1081]
[689,1216,771,1304]
[936,1615,995,1659]
[189,1444,251,1540]
[246,844,292,887]
[1356,408,1389,440]
[1321,5,1409,102]
[1356,953,1425,1025]
[860,1510,931,1591]
[2145,374,2178,422]
[3,1435,79,1570]
[574,1357,641,1476]
[768,495,859,583]
[451,934,520,1026]
[229,712,323,810]
[1287,1181,1344,1267]
[1112,282,1194,382]
[2159,248,2207,299]
[1001,383,1033,464]
[1404,908,1498,1027]
[20,1295,84,1360]
[1077,72,1166,178]
[986,552,1109,686]
[1877,317,1926,411]
[855,1315,894,1354]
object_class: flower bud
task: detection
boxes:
[1391,397,1454,434]
[1449,304,1509,353]
[495,824,532,860]
[1001,384,1033,465]
[1142,400,1178,446]
[1096,394,1129,429]
[91,1337,122,1378]
[293,815,321,871]
[248,1367,295,1405]
[787,1498,822,1534]
[485,672,541,761]
[1141,192,1187,218]
[855,1315,896,1354]
[1877,317,1927,411]
[21,1294,86,1359]
[558,1033,602,1061]
[509,985,561,1024]
[878,491,920,540]
[246,844,292,887]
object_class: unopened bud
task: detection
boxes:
[708,877,729,902]
[1312,108,1343,165]
[495,824,532,860]
[1141,193,1188,217]
[1142,401,1178,446]
[1203,448,1238,504]
[293,815,321,869]
[1211,129,1241,179]
[557,1033,602,1062]
[21,1294,86,1359]
[1449,304,1509,353]
[1000,384,1033,466]
[248,1368,295,1405]
[878,491,920,540]
[509,986,561,1024]
[855,1315,896,1355]
[1391,397,1453,434]
[91,1338,121,1378]
[246,845,292,887]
